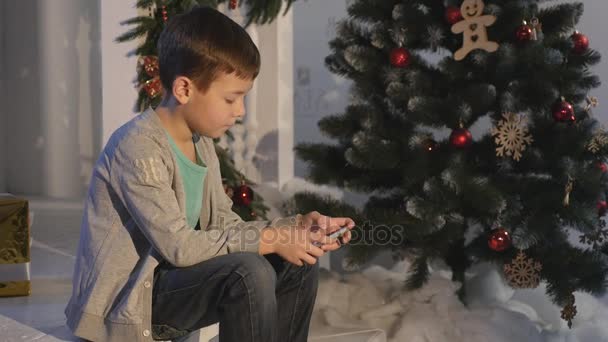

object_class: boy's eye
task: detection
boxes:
[225,98,236,104]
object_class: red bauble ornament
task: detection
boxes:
[488,228,512,252]
[515,22,534,43]
[571,31,589,55]
[233,183,254,206]
[229,0,238,10]
[598,162,608,173]
[390,47,411,68]
[450,127,473,148]
[445,6,463,25]
[552,98,575,123]
[598,201,608,216]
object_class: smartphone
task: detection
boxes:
[312,226,349,247]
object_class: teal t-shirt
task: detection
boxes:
[166,133,207,229]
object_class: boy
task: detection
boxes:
[64,6,354,342]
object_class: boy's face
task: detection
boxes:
[182,72,253,139]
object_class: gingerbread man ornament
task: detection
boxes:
[451,0,499,61]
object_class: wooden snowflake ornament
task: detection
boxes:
[503,250,542,288]
[588,127,608,154]
[491,113,533,161]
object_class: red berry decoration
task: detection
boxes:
[488,228,512,252]
[598,201,608,216]
[141,56,160,78]
[571,31,589,55]
[390,47,411,68]
[552,98,575,123]
[143,78,162,98]
[445,6,463,25]
[233,183,254,206]
[161,5,168,22]
[515,22,533,43]
[229,0,238,10]
[450,127,473,148]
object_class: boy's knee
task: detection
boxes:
[288,260,320,285]
[232,253,277,292]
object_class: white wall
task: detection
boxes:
[100,0,139,146]
[2,0,44,196]
[293,0,352,179]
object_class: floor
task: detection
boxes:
[0,198,81,341]
[0,198,385,342]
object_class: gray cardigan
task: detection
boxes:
[65,108,296,341]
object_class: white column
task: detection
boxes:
[37,0,85,198]
[244,24,261,184]
[221,4,262,183]
[255,10,295,188]
[224,5,248,176]
[276,9,295,189]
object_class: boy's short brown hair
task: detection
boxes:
[157,6,260,93]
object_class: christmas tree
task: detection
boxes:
[116,0,295,220]
[293,0,606,326]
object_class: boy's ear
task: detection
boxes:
[172,76,193,105]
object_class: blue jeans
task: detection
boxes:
[151,252,320,342]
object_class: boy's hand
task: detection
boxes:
[262,225,326,266]
[301,211,355,252]
[259,211,356,266]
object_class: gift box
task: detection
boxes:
[0,194,31,297]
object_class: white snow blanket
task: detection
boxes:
[312,259,608,342]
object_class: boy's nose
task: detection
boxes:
[235,102,246,118]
